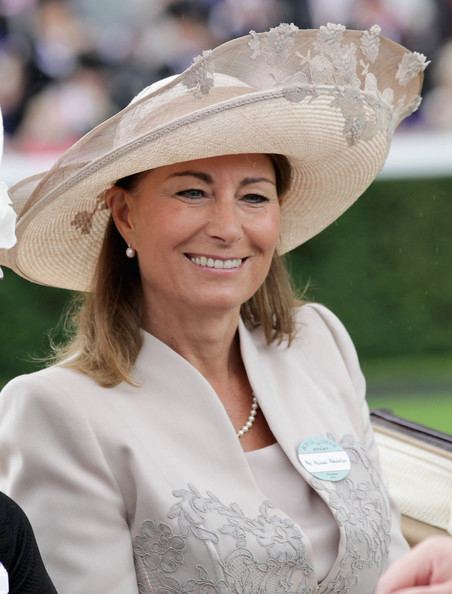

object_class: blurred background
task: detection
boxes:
[0,0,451,432]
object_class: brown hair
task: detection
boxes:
[54,154,300,387]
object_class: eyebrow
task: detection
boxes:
[167,171,276,187]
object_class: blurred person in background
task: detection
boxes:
[138,1,217,79]
[15,65,115,152]
[0,23,29,136]
[208,0,289,41]
[0,24,428,594]
[31,0,88,80]
[422,40,452,131]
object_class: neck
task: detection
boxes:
[142,302,243,384]
[142,299,273,449]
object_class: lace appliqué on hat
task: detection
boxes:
[249,23,299,66]
[70,194,108,235]
[396,51,430,86]
[360,25,381,63]
[65,23,429,240]
[181,50,214,97]
[244,22,427,147]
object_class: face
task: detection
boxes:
[107,154,280,318]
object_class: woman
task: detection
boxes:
[0,24,428,594]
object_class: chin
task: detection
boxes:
[189,292,250,313]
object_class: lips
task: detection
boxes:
[186,254,244,269]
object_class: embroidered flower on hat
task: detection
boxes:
[331,86,378,146]
[182,50,214,97]
[248,22,299,66]
[70,193,108,235]
[315,22,346,54]
[396,51,430,86]
[360,24,381,63]
[286,24,389,145]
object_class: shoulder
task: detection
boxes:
[294,301,351,332]
[1,364,103,405]
[292,302,359,356]
[0,363,142,445]
[0,365,107,433]
[291,302,365,396]
[0,366,124,479]
[250,301,357,360]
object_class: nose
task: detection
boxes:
[205,195,242,244]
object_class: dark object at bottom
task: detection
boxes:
[0,492,57,594]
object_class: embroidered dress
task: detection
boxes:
[245,442,339,582]
[0,304,408,593]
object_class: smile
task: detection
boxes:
[187,255,244,269]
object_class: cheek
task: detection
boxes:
[256,208,280,251]
[134,208,201,256]
[133,202,172,242]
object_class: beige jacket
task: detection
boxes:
[0,304,408,594]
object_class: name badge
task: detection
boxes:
[297,436,350,481]
[0,562,8,594]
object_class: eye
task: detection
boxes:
[176,188,206,199]
[241,193,270,205]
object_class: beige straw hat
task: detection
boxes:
[0,23,427,291]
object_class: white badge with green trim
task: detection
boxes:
[297,436,350,481]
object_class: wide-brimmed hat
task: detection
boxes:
[0,23,427,291]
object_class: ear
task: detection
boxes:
[105,186,135,245]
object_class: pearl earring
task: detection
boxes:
[126,245,136,258]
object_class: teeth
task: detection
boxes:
[190,256,242,269]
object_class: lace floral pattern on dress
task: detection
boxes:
[133,433,392,594]
[309,434,391,594]
[134,485,314,594]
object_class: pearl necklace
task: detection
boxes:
[236,394,259,438]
